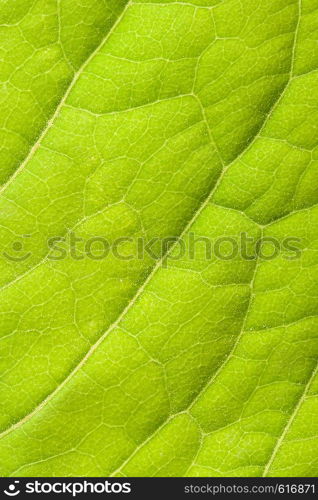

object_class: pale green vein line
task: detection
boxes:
[132,1,220,9]
[291,0,302,77]
[193,94,225,166]
[189,236,261,411]
[0,103,200,297]
[0,139,225,441]
[57,0,75,71]
[63,93,193,117]
[110,227,262,477]
[263,360,318,477]
[0,0,131,198]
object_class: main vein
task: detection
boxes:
[0,0,131,198]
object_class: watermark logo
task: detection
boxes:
[4,481,20,496]
[3,235,31,262]
[1,232,302,265]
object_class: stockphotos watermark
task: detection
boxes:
[3,480,131,497]
[2,232,302,264]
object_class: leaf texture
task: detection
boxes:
[0,0,318,477]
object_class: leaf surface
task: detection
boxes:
[0,0,318,477]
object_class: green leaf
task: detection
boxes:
[0,0,318,477]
